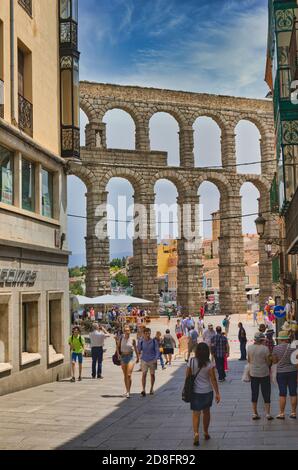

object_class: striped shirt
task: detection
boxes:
[272,344,297,373]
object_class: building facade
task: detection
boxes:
[266,0,298,318]
[0,0,80,395]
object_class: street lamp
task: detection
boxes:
[255,213,266,238]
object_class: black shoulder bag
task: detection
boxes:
[182,358,201,403]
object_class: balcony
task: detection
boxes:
[289,20,298,82]
[18,0,32,17]
[18,94,33,137]
[285,187,298,254]
[0,79,3,118]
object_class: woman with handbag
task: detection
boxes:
[272,330,298,419]
[185,342,220,446]
[116,325,139,398]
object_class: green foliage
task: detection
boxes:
[70,281,84,296]
[69,265,87,278]
[110,258,122,268]
[114,272,129,287]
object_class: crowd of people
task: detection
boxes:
[67,310,298,447]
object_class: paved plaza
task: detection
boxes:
[0,315,297,450]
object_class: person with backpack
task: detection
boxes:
[116,325,139,398]
[186,342,220,446]
[68,326,85,382]
[138,328,160,396]
[222,315,231,336]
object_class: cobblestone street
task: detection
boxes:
[0,315,297,450]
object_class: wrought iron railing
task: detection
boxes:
[18,0,32,17]
[286,187,298,254]
[0,79,4,119]
[289,20,298,82]
[18,94,33,137]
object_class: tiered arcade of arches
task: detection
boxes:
[68,82,276,315]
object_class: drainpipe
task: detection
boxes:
[10,0,16,124]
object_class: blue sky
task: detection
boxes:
[68,0,270,266]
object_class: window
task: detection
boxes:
[245,276,250,285]
[18,0,32,17]
[22,301,38,354]
[22,159,35,212]
[48,298,63,362]
[0,145,14,205]
[284,145,298,201]
[0,301,9,364]
[207,278,212,288]
[18,44,33,136]
[0,21,4,118]
[42,169,53,218]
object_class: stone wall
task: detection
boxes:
[71,82,277,316]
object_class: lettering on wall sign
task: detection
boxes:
[0,269,38,286]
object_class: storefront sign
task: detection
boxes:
[0,269,37,286]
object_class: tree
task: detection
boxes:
[69,266,82,278]
[114,272,129,287]
[110,258,122,268]
[70,281,84,296]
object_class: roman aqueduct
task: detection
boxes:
[69,81,278,316]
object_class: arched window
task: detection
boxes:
[194,117,222,168]
[236,121,261,174]
[240,182,260,234]
[79,109,88,147]
[150,113,180,167]
[197,182,220,242]
[103,109,135,150]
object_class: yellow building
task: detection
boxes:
[0,0,80,395]
[157,240,177,277]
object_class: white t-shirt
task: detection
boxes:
[247,344,270,377]
[188,357,215,394]
[89,331,108,348]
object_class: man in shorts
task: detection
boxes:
[138,328,160,396]
[68,326,85,382]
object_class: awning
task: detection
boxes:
[75,294,152,305]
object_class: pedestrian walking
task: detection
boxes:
[203,324,216,349]
[136,325,145,372]
[175,319,183,341]
[187,326,199,362]
[211,327,229,382]
[272,330,297,419]
[198,318,205,337]
[222,315,231,336]
[89,323,109,379]
[162,329,176,366]
[238,322,247,361]
[155,331,166,370]
[68,326,85,382]
[247,332,273,420]
[186,342,220,446]
[200,305,205,320]
[138,328,160,396]
[265,329,275,354]
[181,315,189,336]
[116,325,140,398]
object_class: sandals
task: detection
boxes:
[252,414,261,420]
[141,391,146,397]
[266,415,274,421]
[193,434,200,447]
[276,414,285,420]
[290,414,296,419]
[70,377,75,382]
[204,434,211,440]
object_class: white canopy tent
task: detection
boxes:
[76,294,152,306]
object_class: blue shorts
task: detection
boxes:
[121,354,134,365]
[191,391,213,412]
[277,371,297,397]
[72,352,83,364]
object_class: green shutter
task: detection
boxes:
[272,257,280,283]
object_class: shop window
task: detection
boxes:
[0,302,9,364]
[284,145,298,201]
[49,299,63,354]
[42,169,53,218]
[22,158,35,212]
[21,301,38,355]
[0,145,14,205]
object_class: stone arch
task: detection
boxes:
[149,112,180,166]
[239,175,271,201]
[99,168,146,195]
[148,106,187,130]
[79,97,98,124]
[99,102,142,129]
[192,115,223,168]
[195,172,233,199]
[191,111,227,134]
[150,170,191,197]
[68,164,97,188]
[234,114,268,141]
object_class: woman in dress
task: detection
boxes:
[116,325,139,398]
[186,342,220,446]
